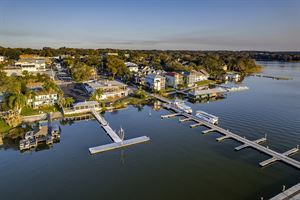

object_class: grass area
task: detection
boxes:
[0,119,11,134]
[21,105,59,116]
[114,96,149,106]
[195,79,215,86]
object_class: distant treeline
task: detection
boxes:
[0,46,299,62]
[248,51,300,62]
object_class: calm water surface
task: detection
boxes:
[0,62,299,200]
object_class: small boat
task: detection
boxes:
[117,127,125,141]
[195,110,218,124]
[173,100,193,114]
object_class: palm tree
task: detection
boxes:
[6,93,27,112]
[65,97,74,107]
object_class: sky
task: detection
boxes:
[0,0,299,51]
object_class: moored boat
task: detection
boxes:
[195,110,218,124]
[173,100,193,114]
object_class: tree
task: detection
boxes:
[64,97,74,107]
[5,93,27,112]
[59,97,74,107]
[134,87,148,99]
[90,88,104,101]
[106,56,128,79]
[70,62,94,82]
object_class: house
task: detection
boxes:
[133,66,156,85]
[26,82,44,91]
[139,66,156,76]
[0,56,5,62]
[72,101,100,111]
[27,91,58,108]
[226,73,241,81]
[106,52,119,56]
[125,62,139,73]
[84,80,129,100]
[145,74,166,91]
[15,56,46,72]
[165,72,183,88]
[183,70,209,87]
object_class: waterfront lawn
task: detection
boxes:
[21,105,59,116]
[112,96,150,109]
[196,80,215,86]
[0,119,11,133]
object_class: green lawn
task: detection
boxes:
[21,105,59,116]
[0,119,11,134]
[196,80,215,86]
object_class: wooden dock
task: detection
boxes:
[158,102,300,169]
[269,182,300,200]
[89,108,150,154]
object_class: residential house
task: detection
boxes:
[145,74,166,91]
[0,56,5,62]
[183,70,209,87]
[25,82,59,108]
[106,52,119,56]
[84,80,129,100]
[133,66,156,85]
[15,55,46,72]
[27,91,59,108]
[165,72,183,88]
[125,62,139,73]
[226,73,241,82]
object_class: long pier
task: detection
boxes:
[89,109,150,154]
[269,182,300,200]
[156,97,300,169]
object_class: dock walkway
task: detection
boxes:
[89,108,150,154]
[183,112,300,169]
[91,109,122,143]
[269,182,300,200]
[154,96,300,169]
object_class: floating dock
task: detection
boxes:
[89,136,150,154]
[157,99,300,169]
[89,108,150,154]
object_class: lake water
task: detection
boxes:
[0,62,299,200]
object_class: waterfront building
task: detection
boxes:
[84,80,129,100]
[72,101,100,110]
[183,70,209,87]
[165,72,183,88]
[226,73,241,81]
[188,87,226,100]
[27,91,58,108]
[145,73,166,91]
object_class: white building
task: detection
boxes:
[145,74,166,91]
[84,80,129,100]
[15,58,46,72]
[183,70,209,87]
[0,56,5,62]
[27,92,58,108]
[125,62,139,73]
